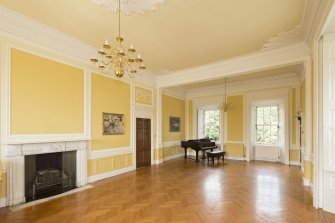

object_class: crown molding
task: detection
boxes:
[301,0,334,46]
[262,26,303,51]
[162,89,187,101]
[186,73,300,99]
[0,6,157,84]
[0,6,96,64]
[156,42,310,88]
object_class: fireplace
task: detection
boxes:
[6,141,88,206]
[25,151,77,202]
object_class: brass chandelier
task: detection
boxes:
[90,0,146,78]
[218,77,232,112]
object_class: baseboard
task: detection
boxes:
[225,156,246,161]
[0,197,6,208]
[153,159,163,165]
[290,161,301,166]
[88,166,135,183]
[163,153,184,161]
[303,177,311,187]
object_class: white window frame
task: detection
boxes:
[255,105,279,146]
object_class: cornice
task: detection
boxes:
[0,6,157,85]
[0,6,96,64]
[186,73,300,99]
[301,0,334,46]
[157,42,310,88]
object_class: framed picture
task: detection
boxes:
[103,113,125,135]
[169,116,180,132]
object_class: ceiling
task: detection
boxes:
[0,0,306,73]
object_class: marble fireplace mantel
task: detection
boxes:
[6,140,88,206]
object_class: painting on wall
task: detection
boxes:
[169,116,180,132]
[103,113,125,135]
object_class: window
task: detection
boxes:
[203,110,220,141]
[256,106,279,145]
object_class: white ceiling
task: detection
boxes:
[0,0,306,73]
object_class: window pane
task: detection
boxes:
[264,107,271,124]
[257,116,263,125]
[204,110,220,141]
[256,107,263,117]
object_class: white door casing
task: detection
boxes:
[322,35,335,214]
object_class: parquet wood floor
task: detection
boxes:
[1,159,335,223]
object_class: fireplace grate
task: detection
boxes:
[32,169,70,200]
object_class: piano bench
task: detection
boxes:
[207,151,225,164]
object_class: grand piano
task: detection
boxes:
[181,138,218,162]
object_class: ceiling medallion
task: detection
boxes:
[92,0,165,15]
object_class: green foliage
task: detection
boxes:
[204,110,220,141]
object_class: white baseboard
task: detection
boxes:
[88,166,135,183]
[303,177,311,187]
[153,159,163,165]
[0,197,6,208]
[290,161,301,166]
[225,156,246,161]
[163,153,184,161]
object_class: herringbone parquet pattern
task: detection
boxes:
[1,159,335,223]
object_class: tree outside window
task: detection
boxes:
[256,106,279,145]
[204,110,220,141]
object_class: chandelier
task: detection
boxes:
[90,0,146,78]
[92,0,165,15]
[218,77,232,112]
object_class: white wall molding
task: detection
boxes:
[187,73,300,99]
[157,43,310,88]
[162,141,180,148]
[162,89,187,101]
[303,177,311,187]
[163,153,184,162]
[225,156,246,161]
[89,147,133,160]
[88,166,135,183]
[0,6,96,64]
[0,197,6,208]
[290,161,301,166]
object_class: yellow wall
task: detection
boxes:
[10,48,84,134]
[91,74,131,150]
[225,143,244,157]
[289,149,300,162]
[300,80,306,147]
[162,146,184,158]
[88,154,133,176]
[162,94,185,142]
[304,160,313,181]
[291,88,296,145]
[188,100,193,139]
[227,95,244,141]
[0,173,6,198]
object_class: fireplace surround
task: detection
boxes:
[6,140,88,206]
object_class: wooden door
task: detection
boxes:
[136,118,151,168]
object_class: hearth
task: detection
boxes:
[25,151,77,202]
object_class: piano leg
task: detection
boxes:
[184,147,187,159]
[195,151,200,162]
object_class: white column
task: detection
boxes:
[304,59,313,163]
[155,87,163,164]
[76,145,88,187]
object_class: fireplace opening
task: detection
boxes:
[25,151,77,202]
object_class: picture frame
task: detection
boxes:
[103,113,125,135]
[169,116,180,132]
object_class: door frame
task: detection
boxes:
[133,109,154,168]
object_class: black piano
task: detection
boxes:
[181,138,218,162]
